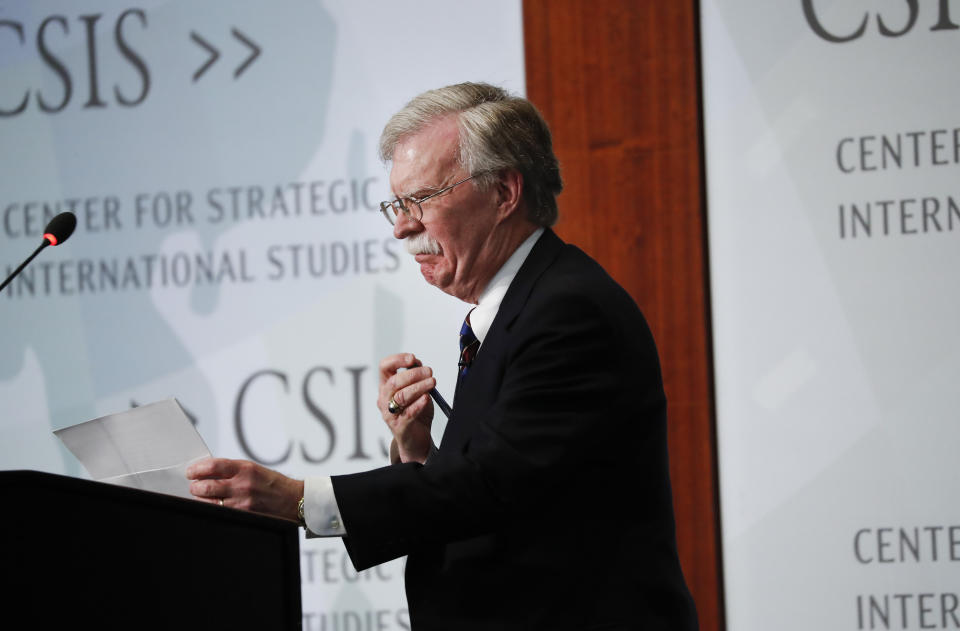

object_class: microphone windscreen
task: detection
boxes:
[43,212,77,246]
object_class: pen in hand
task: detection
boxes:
[429,388,452,418]
[399,362,452,419]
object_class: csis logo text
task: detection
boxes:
[803,0,959,42]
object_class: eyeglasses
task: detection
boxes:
[379,174,479,226]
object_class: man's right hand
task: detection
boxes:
[378,353,436,464]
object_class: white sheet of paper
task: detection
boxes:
[54,399,211,499]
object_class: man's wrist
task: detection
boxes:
[390,438,436,465]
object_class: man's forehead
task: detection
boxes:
[389,119,461,194]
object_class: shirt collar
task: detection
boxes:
[469,227,545,344]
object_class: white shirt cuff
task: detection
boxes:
[302,476,347,537]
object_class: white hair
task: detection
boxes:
[379,82,563,227]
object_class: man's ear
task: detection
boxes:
[494,169,524,221]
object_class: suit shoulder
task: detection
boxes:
[537,243,643,317]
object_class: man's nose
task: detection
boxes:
[393,211,422,239]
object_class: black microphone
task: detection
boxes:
[0,212,78,293]
[42,211,78,246]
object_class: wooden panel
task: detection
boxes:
[523,1,724,629]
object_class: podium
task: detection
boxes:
[2,470,302,628]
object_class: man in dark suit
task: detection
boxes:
[188,82,697,630]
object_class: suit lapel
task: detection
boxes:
[444,230,565,448]
[491,228,564,334]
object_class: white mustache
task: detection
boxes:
[405,232,442,255]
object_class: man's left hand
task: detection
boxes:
[378,353,436,464]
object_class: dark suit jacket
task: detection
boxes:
[333,230,697,630]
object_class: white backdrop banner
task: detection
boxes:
[702,1,960,629]
[0,1,524,628]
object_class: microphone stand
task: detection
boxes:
[0,240,50,293]
[1,212,77,294]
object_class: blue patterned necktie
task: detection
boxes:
[458,311,481,379]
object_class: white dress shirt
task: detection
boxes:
[302,228,545,536]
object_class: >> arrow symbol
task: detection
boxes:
[231,28,261,78]
[190,32,219,82]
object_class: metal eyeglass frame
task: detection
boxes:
[379,174,479,226]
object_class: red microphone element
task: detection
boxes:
[0,212,78,293]
[43,212,78,246]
